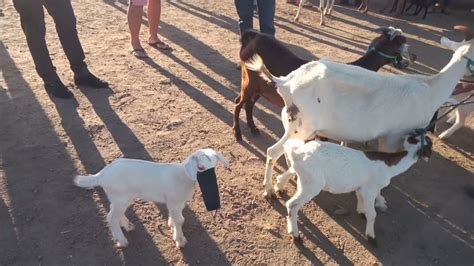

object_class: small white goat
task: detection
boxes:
[245,25,473,198]
[294,0,335,25]
[74,149,229,248]
[280,133,432,246]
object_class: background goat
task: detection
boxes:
[233,28,415,141]
[294,0,335,25]
[245,25,473,198]
[281,133,432,246]
[74,149,229,248]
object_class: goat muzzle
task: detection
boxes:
[197,168,221,211]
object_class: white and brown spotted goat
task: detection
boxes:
[280,133,432,246]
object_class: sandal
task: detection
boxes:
[148,40,172,50]
[131,48,148,59]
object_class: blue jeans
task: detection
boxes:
[234,0,276,36]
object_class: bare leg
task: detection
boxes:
[128,3,144,51]
[147,0,162,44]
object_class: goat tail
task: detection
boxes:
[74,174,101,189]
[244,54,276,86]
[284,138,305,155]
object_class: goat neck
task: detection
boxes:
[427,44,472,108]
[350,50,390,71]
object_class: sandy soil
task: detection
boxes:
[0,0,473,264]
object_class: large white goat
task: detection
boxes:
[74,149,229,248]
[281,133,432,246]
[245,25,473,198]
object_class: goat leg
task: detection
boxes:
[245,95,261,135]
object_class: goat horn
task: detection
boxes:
[454,25,473,41]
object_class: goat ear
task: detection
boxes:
[215,152,230,169]
[184,156,198,181]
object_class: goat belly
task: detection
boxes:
[197,168,221,211]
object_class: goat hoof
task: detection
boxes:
[359,213,366,220]
[290,235,303,245]
[235,133,243,142]
[250,128,260,135]
[367,236,378,247]
[176,238,187,249]
[263,190,275,201]
[116,240,129,249]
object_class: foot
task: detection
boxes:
[44,80,74,99]
[131,48,148,59]
[148,38,172,50]
[116,238,129,248]
[74,71,109,88]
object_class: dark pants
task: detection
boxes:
[13,0,87,83]
[234,0,276,36]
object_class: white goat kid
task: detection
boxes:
[294,0,335,25]
[74,149,229,248]
[245,25,473,199]
[281,133,432,246]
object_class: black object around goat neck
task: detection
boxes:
[197,168,221,211]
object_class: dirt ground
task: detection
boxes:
[0,0,473,265]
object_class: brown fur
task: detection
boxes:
[363,151,408,166]
[233,30,413,141]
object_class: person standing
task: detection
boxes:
[13,0,108,99]
[234,0,276,36]
[128,0,171,59]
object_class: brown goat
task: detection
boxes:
[233,28,416,141]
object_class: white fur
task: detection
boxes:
[245,34,473,198]
[294,0,335,25]
[74,149,229,248]
[438,92,474,139]
[279,134,429,243]
[437,36,474,139]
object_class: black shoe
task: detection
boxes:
[74,72,109,88]
[44,81,74,99]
